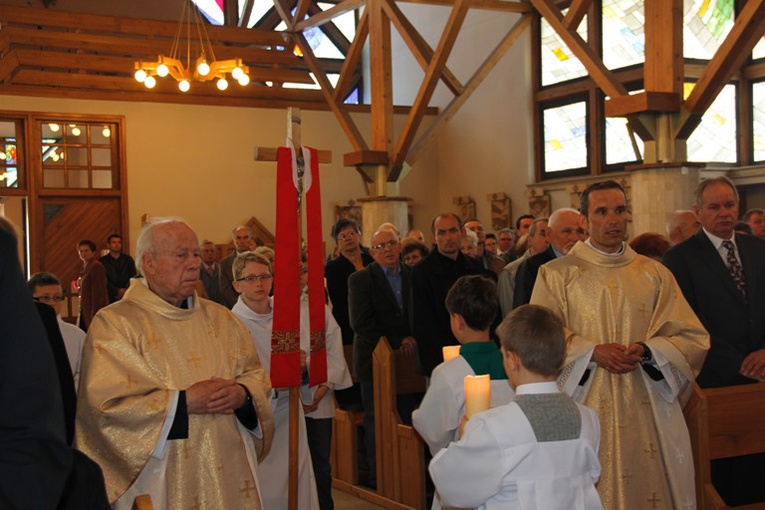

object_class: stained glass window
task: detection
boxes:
[683,0,734,60]
[687,83,737,163]
[752,81,765,162]
[602,0,644,70]
[606,116,644,166]
[540,10,589,87]
[543,101,588,173]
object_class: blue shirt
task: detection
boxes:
[382,264,404,314]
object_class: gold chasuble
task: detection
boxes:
[531,242,708,510]
[75,279,275,509]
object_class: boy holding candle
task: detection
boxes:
[429,305,602,510]
[412,274,515,458]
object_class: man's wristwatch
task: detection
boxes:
[636,342,652,362]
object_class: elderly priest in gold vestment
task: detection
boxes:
[75,218,275,509]
[531,181,709,510]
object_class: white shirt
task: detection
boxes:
[57,315,85,389]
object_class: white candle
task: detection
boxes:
[464,374,491,418]
[442,345,461,362]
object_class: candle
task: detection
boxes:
[442,345,461,362]
[464,374,491,418]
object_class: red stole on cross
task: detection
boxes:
[271,144,327,388]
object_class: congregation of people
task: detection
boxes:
[5,175,765,509]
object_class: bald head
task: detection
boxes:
[666,210,700,246]
[547,208,585,255]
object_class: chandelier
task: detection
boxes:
[133,0,250,92]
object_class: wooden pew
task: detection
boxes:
[373,337,427,510]
[683,382,765,510]
[332,344,364,486]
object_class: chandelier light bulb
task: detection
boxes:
[71,126,81,137]
[179,79,191,92]
[51,152,59,162]
[134,69,147,82]
[0,152,6,160]
[102,126,111,138]
[49,123,60,132]
[232,66,244,80]
[197,61,210,76]
[237,74,250,86]
[156,63,169,77]
[216,77,229,91]
[144,76,157,89]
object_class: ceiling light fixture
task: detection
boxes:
[133,0,250,93]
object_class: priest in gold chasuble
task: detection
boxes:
[531,181,708,510]
[75,219,275,509]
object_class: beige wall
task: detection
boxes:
[0,95,441,256]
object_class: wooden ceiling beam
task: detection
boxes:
[256,6,284,30]
[295,0,365,31]
[239,0,256,27]
[0,5,288,46]
[293,0,313,28]
[224,0,240,27]
[381,0,463,96]
[333,9,369,102]
[12,49,316,84]
[307,2,352,53]
[392,0,470,170]
[397,0,531,13]
[294,31,368,151]
[273,0,297,29]
[0,50,19,83]
[4,27,299,66]
[369,0,394,158]
[407,13,532,167]
[563,0,591,29]
[530,0,627,99]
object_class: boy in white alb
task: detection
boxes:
[429,305,602,510]
[27,272,85,389]
[412,275,514,509]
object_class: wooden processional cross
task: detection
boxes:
[254,107,331,510]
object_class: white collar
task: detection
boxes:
[515,381,560,395]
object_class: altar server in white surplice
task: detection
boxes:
[232,251,320,510]
[430,305,602,510]
[412,275,514,510]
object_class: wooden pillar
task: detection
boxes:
[358,197,410,246]
[629,163,702,236]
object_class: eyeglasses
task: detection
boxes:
[371,240,398,250]
[336,231,358,241]
[236,274,273,283]
[33,295,65,303]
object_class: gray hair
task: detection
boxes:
[231,225,252,241]
[136,217,193,275]
[694,176,738,208]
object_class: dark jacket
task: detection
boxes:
[349,262,412,381]
[410,250,490,376]
[325,249,374,345]
[664,230,765,388]
[99,253,136,303]
[513,245,557,309]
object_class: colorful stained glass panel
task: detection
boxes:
[541,11,589,87]
[687,83,737,163]
[543,101,588,172]
[602,0,645,70]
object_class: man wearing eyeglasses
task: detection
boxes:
[28,272,85,389]
[349,228,416,489]
[513,208,586,309]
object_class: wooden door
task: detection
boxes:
[36,197,122,317]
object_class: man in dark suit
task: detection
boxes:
[513,208,585,308]
[349,228,416,488]
[410,213,489,377]
[219,225,253,308]
[664,176,765,506]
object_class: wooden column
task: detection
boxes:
[358,196,409,246]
